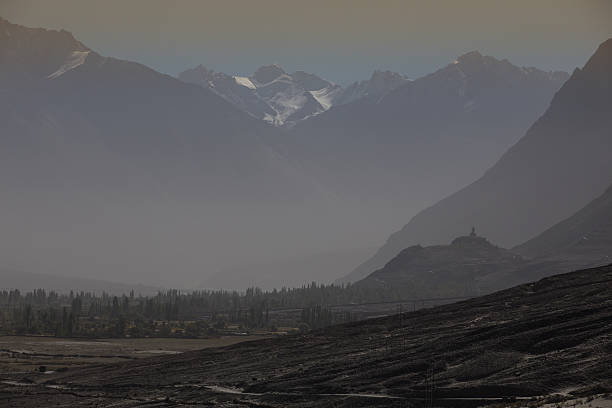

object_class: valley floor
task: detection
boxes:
[2,265,611,407]
[0,335,269,376]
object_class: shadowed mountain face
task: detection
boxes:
[7,264,611,406]
[177,64,278,121]
[0,18,340,286]
[0,17,303,199]
[288,51,569,222]
[514,182,612,267]
[355,231,528,298]
[333,70,411,105]
[344,38,612,284]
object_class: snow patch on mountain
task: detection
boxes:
[310,87,342,110]
[179,64,413,126]
[48,51,90,79]
[234,76,256,89]
[266,92,309,125]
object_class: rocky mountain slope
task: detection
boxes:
[333,69,411,105]
[344,38,612,283]
[177,64,278,121]
[5,264,611,407]
[289,51,569,230]
[0,17,328,286]
[178,64,410,126]
[0,17,304,198]
[514,182,612,268]
[178,63,341,126]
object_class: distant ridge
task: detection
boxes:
[178,63,342,126]
[177,64,410,126]
[514,182,612,267]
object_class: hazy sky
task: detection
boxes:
[2,0,611,84]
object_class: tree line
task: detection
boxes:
[0,283,401,337]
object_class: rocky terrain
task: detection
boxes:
[515,182,612,269]
[3,264,611,407]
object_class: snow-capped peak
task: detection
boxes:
[178,63,410,126]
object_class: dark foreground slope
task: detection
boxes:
[4,265,611,407]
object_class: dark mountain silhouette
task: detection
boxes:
[289,51,569,223]
[9,264,611,406]
[514,182,612,268]
[355,229,528,297]
[343,38,612,283]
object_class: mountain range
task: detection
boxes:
[343,38,612,284]
[287,50,569,218]
[181,49,570,290]
[514,181,612,267]
[4,16,610,293]
[0,16,329,287]
[178,64,410,127]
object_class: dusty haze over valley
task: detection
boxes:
[1,3,611,406]
[2,1,610,290]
